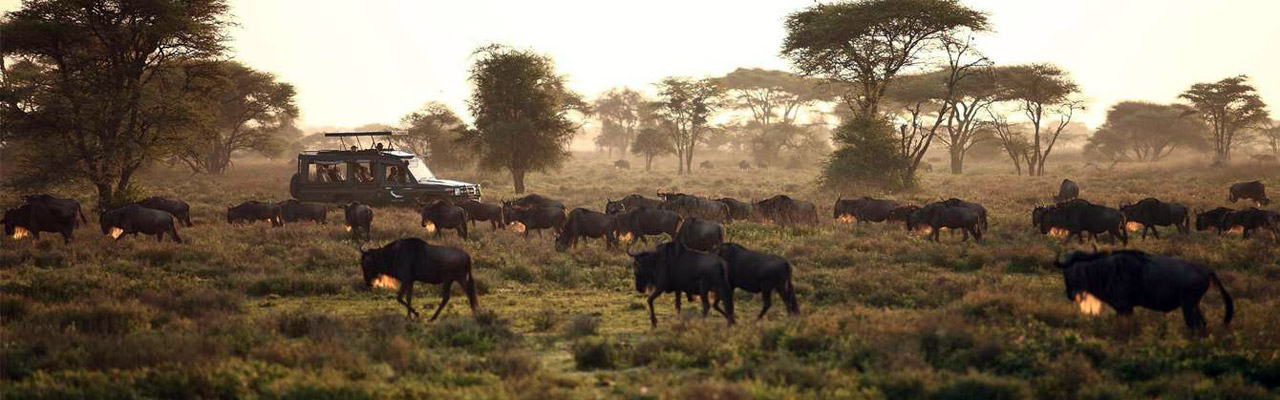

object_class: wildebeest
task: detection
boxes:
[630,241,734,327]
[2,195,86,244]
[605,194,664,214]
[227,201,282,227]
[714,198,754,222]
[674,217,724,252]
[1223,208,1279,239]
[457,200,505,230]
[1055,179,1080,202]
[1034,200,1128,245]
[716,243,799,320]
[100,204,183,243]
[754,195,819,226]
[359,238,478,321]
[888,205,920,223]
[700,160,714,169]
[614,207,682,244]
[754,161,769,169]
[137,197,194,227]
[941,198,988,233]
[1055,250,1233,335]
[278,199,328,224]
[503,203,567,238]
[1228,181,1270,206]
[419,200,469,240]
[614,160,630,169]
[556,208,619,250]
[658,192,728,222]
[1194,207,1235,234]
[509,193,565,210]
[344,202,374,240]
[738,160,751,170]
[1119,198,1190,239]
[833,197,899,223]
[907,201,983,242]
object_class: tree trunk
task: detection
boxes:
[512,169,526,194]
[95,182,114,212]
[645,155,653,171]
[949,147,964,175]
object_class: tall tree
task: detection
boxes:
[1179,75,1270,164]
[593,87,644,158]
[398,102,470,170]
[0,0,230,207]
[630,126,674,171]
[461,45,583,194]
[653,77,720,174]
[1000,63,1082,176]
[1261,121,1279,156]
[175,61,298,174]
[1083,102,1208,162]
[983,114,1033,175]
[940,64,1001,174]
[715,68,830,164]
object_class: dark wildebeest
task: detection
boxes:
[457,200,505,230]
[614,207,682,244]
[700,160,714,169]
[941,198,988,233]
[344,202,374,240]
[1119,198,1190,239]
[754,195,819,226]
[888,205,920,224]
[907,201,983,242]
[1054,179,1080,202]
[605,194,664,215]
[2,195,86,244]
[738,160,751,170]
[658,192,728,222]
[503,203,567,238]
[716,243,799,320]
[1228,181,1270,206]
[556,208,619,251]
[278,199,328,224]
[614,160,630,169]
[1223,208,1280,239]
[227,201,282,227]
[359,238,478,321]
[137,197,193,227]
[834,197,899,223]
[1055,250,1233,335]
[675,217,724,252]
[754,161,769,169]
[419,200,469,240]
[1034,200,1128,245]
[1194,207,1235,234]
[629,241,734,327]
[714,198,754,222]
[100,204,183,243]
[509,193,565,210]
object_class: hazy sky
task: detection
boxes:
[3,0,1278,130]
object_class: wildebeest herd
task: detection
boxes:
[2,178,1273,335]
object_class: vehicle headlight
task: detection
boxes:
[453,188,460,196]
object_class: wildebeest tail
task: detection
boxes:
[1209,272,1234,328]
[77,203,88,226]
[168,215,184,244]
[718,259,735,325]
[782,264,800,315]
[464,262,479,311]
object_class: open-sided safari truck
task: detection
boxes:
[289,131,481,204]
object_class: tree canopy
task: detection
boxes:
[399,102,470,170]
[1179,75,1270,163]
[1084,101,1207,162]
[653,77,721,175]
[175,61,298,174]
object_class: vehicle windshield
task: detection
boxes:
[406,157,436,181]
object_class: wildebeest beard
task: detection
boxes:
[1061,253,1143,309]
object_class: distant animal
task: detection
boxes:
[1250,154,1277,164]
[1194,207,1235,234]
[503,203,567,238]
[457,200,505,230]
[358,238,478,321]
[344,202,374,240]
[136,197,193,227]
[509,193,566,210]
[1223,208,1279,239]
[2,194,86,244]
[605,194,664,214]
[629,241,734,327]
[420,199,469,240]
[278,199,328,224]
[1055,250,1233,335]
[714,198,754,222]
[1055,179,1080,202]
[1119,198,1190,239]
[100,204,183,243]
[227,201,282,227]
[675,217,724,252]
[1034,199,1128,245]
[658,192,729,222]
[754,195,819,226]
[907,201,983,243]
[716,243,799,320]
[888,205,920,224]
[614,160,631,169]
[738,160,751,170]
[613,207,682,244]
[700,160,714,169]
[920,162,932,173]
[754,161,769,169]
[833,197,899,223]
[556,208,619,251]
[1228,181,1270,206]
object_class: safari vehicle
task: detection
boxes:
[289,132,481,204]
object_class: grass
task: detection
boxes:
[1,151,1278,399]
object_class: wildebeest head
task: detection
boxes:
[1054,250,1100,301]
[628,246,658,293]
[1,208,19,236]
[99,208,120,235]
[1032,205,1051,231]
[357,244,387,287]
[605,199,625,214]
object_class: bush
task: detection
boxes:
[564,314,600,338]
[531,307,558,332]
[674,381,752,400]
[43,302,152,335]
[821,116,912,192]
[428,310,516,353]
[931,374,1028,400]
[488,349,541,380]
[571,337,618,370]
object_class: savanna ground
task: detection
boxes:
[1,151,1278,400]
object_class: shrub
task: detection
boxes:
[43,302,152,335]
[571,337,618,370]
[564,314,600,338]
[488,349,541,380]
[675,381,751,400]
[531,307,558,332]
[930,374,1028,400]
[821,116,913,192]
[428,310,516,353]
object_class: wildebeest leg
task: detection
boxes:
[397,283,419,319]
[461,223,468,240]
[1181,302,1207,337]
[156,233,164,242]
[1150,226,1160,240]
[646,290,663,327]
[758,288,773,320]
[674,292,682,313]
[698,283,712,318]
[169,227,183,244]
[961,229,970,242]
[429,281,453,322]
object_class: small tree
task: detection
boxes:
[399,102,470,170]
[1179,75,1270,164]
[593,87,644,158]
[715,68,830,164]
[175,61,298,174]
[1000,63,1082,176]
[630,127,674,171]
[1083,102,1208,162]
[461,45,583,194]
[822,116,911,190]
[653,77,721,174]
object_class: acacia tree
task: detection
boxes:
[630,126,674,171]
[1179,75,1270,164]
[886,36,989,181]
[0,0,230,207]
[715,68,829,164]
[175,61,298,174]
[398,102,470,170]
[653,77,720,174]
[1000,63,1082,176]
[941,65,1000,174]
[983,115,1033,175]
[1083,102,1207,162]
[461,45,583,194]
[593,87,644,158]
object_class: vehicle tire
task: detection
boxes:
[289,173,302,199]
